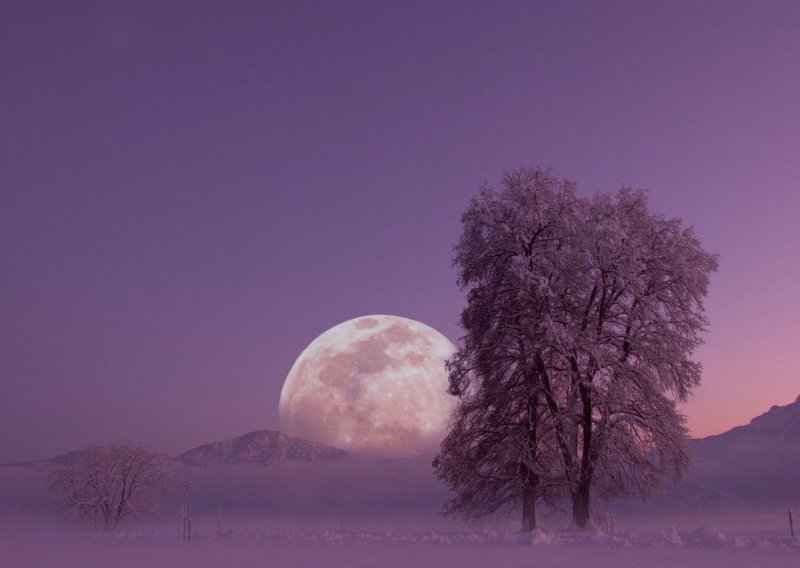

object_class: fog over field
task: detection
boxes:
[3,396,800,568]
[1,455,799,568]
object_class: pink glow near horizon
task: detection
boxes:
[1,2,799,461]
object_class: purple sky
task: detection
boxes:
[2,1,799,463]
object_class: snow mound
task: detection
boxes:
[684,526,740,547]
[162,526,800,552]
[529,530,555,545]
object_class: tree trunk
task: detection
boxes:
[521,482,537,531]
[520,386,541,532]
[519,459,539,531]
[572,382,595,528]
[572,482,591,528]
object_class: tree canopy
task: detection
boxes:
[48,441,171,531]
[434,167,718,530]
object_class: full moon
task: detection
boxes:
[279,315,457,457]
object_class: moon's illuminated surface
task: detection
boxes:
[279,315,457,457]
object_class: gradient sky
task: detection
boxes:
[2,1,799,463]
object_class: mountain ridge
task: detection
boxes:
[6,395,799,471]
[694,394,800,446]
[3,430,346,469]
[174,430,346,467]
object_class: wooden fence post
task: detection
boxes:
[181,473,192,542]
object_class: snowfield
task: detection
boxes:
[2,517,798,568]
[3,433,799,567]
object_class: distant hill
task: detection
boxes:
[682,394,800,505]
[694,394,800,446]
[174,430,346,467]
[6,396,799,517]
[617,394,800,514]
[4,449,175,470]
[615,397,800,515]
[3,431,345,470]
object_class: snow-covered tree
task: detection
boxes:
[47,441,170,531]
[434,167,717,529]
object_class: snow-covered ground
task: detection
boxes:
[3,455,799,567]
[2,513,798,568]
